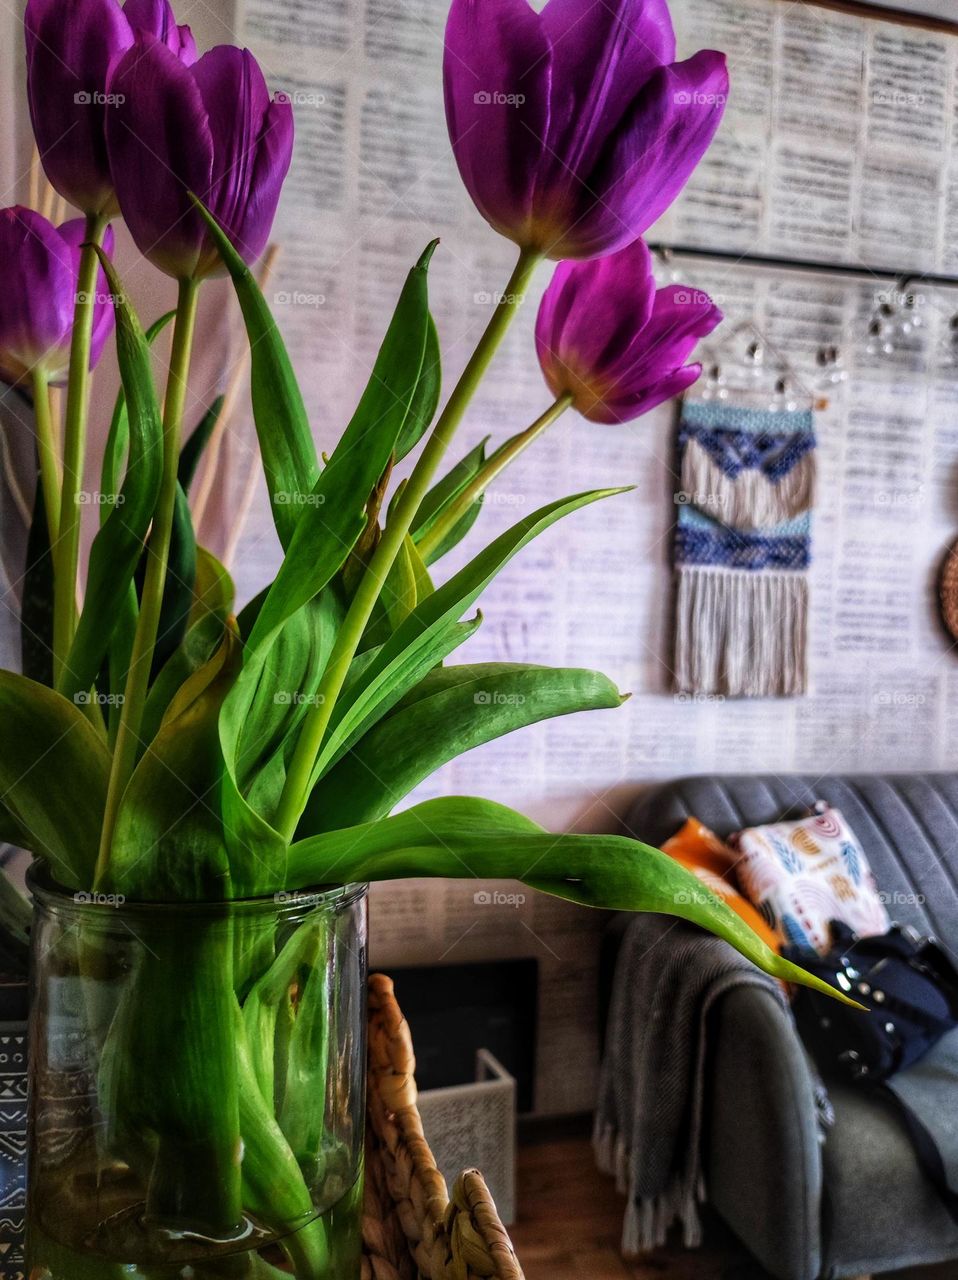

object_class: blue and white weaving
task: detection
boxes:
[673,400,816,697]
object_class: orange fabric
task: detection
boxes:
[662,817,783,953]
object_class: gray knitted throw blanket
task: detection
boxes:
[593,915,785,1254]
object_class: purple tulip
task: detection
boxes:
[24,0,195,216]
[444,0,728,260]
[105,39,293,280]
[535,239,721,423]
[0,207,116,387]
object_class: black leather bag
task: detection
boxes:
[785,922,958,1084]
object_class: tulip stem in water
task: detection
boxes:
[274,246,542,840]
[416,392,573,560]
[30,370,62,550]
[53,213,107,690]
[95,278,200,888]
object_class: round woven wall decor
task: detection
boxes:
[939,537,958,643]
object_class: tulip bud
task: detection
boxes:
[535,239,722,422]
[0,207,116,387]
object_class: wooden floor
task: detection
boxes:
[511,1136,751,1280]
[510,1136,955,1280]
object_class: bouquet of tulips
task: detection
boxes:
[0,0,847,1275]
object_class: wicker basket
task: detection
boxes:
[362,972,525,1280]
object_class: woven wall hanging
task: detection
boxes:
[672,399,817,698]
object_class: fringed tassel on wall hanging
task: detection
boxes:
[673,400,817,698]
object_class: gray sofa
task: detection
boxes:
[614,773,958,1280]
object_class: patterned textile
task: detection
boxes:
[732,807,890,955]
[661,817,782,953]
[673,399,817,697]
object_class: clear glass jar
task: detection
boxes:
[26,865,367,1280]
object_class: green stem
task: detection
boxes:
[54,214,107,689]
[94,278,200,889]
[30,369,62,549]
[274,247,541,840]
[416,392,572,560]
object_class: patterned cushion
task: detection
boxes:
[662,817,783,953]
[732,808,890,955]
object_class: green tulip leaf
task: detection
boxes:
[107,635,239,900]
[179,393,225,494]
[61,252,164,704]
[394,312,441,462]
[300,662,624,833]
[139,610,230,748]
[100,309,175,511]
[312,488,626,785]
[190,545,236,629]
[411,436,489,566]
[245,241,438,655]
[20,476,54,686]
[288,796,861,1005]
[190,195,318,549]
[218,591,343,896]
[0,671,110,887]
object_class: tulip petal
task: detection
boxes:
[191,47,289,269]
[25,0,134,213]
[610,283,722,386]
[443,0,554,245]
[242,97,295,267]
[0,208,76,385]
[123,0,197,63]
[541,0,676,174]
[560,49,727,258]
[536,240,656,395]
[107,36,214,278]
[592,362,703,424]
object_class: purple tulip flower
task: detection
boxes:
[105,39,293,280]
[535,239,721,423]
[444,0,728,260]
[24,0,195,216]
[0,207,116,387]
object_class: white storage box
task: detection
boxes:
[415,1048,517,1224]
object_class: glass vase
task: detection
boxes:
[26,865,367,1280]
